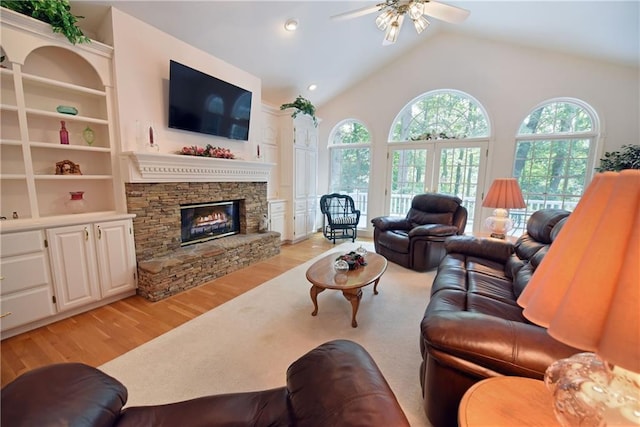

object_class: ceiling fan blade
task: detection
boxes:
[330,4,381,21]
[423,1,470,24]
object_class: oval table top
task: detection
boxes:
[305,252,387,290]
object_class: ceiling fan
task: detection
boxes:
[331,0,470,45]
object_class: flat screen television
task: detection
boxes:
[168,60,252,141]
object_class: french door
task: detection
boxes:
[385,140,488,232]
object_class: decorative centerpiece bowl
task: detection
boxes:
[335,251,367,271]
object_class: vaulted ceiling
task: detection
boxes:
[71,1,639,107]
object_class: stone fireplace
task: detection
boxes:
[122,152,279,301]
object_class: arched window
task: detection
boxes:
[386,90,490,231]
[390,90,489,142]
[328,119,371,227]
[512,99,599,235]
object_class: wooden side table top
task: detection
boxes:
[458,376,560,427]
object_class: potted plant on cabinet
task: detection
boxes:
[280,95,318,126]
[1,0,89,45]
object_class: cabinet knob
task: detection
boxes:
[0,312,12,318]
[97,226,102,239]
[84,227,89,241]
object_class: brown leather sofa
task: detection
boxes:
[371,193,467,271]
[1,339,409,427]
[420,209,580,427]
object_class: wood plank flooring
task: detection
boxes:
[1,233,355,387]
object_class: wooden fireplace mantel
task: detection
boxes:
[121,151,275,183]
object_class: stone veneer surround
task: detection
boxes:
[125,181,280,301]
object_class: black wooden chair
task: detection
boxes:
[320,193,360,244]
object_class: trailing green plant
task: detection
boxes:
[410,131,465,141]
[280,95,317,126]
[596,144,640,172]
[1,0,90,45]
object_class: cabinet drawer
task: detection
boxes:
[269,202,286,215]
[1,230,44,256]
[1,253,50,295]
[0,286,56,332]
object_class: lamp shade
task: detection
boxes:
[482,178,526,209]
[517,170,640,373]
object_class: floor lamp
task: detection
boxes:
[517,170,640,426]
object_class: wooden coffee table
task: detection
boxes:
[306,252,387,328]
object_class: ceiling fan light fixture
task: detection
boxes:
[383,14,404,45]
[284,18,299,32]
[375,9,395,31]
[408,1,425,20]
[413,15,430,34]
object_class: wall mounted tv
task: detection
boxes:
[168,60,252,141]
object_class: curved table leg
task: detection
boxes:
[373,277,381,295]
[310,286,325,316]
[342,288,363,328]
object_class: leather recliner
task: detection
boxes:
[1,339,410,427]
[371,193,468,271]
[419,209,580,427]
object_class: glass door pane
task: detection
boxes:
[329,146,370,228]
[387,147,431,216]
[436,145,483,232]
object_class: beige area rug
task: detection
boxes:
[99,241,434,426]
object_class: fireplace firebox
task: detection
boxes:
[180,200,240,246]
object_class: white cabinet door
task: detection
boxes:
[294,147,308,199]
[268,200,286,240]
[0,230,56,332]
[47,224,101,311]
[94,219,137,298]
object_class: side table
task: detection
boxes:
[458,376,560,427]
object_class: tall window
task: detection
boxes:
[387,90,490,231]
[328,120,371,227]
[512,99,599,234]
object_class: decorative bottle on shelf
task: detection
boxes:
[65,191,87,214]
[146,124,159,152]
[59,121,69,145]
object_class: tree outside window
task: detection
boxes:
[390,90,489,142]
[512,99,599,235]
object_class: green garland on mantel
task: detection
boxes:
[1,0,90,45]
[280,95,318,126]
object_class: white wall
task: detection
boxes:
[317,31,640,225]
[108,8,262,159]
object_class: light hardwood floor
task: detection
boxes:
[1,233,358,386]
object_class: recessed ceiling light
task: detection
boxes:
[284,18,299,31]
[307,84,318,91]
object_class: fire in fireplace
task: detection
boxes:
[180,200,240,246]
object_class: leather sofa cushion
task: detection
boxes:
[409,223,459,237]
[408,210,453,227]
[525,208,569,243]
[377,230,410,253]
[286,340,410,427]
[1,363,127,427]
[411,193,462,213]
[117,389,291,427]
[445,235,514,264]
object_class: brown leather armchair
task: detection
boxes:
[371,193,467,271]
[2,339,409,427]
